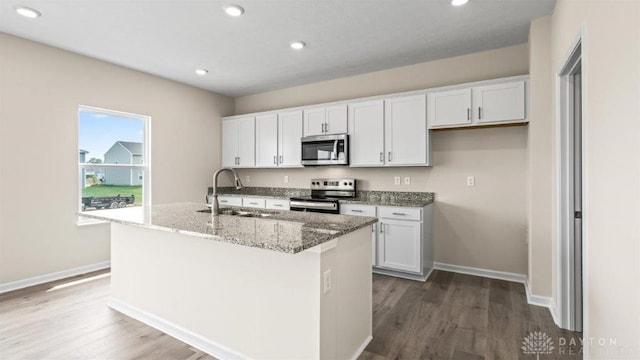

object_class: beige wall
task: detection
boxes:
[548,0,640,357]
[527,16,554,298]
[235,45,530,275]
[0,33,234,284]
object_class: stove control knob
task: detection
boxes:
[349,182,353,186]
[343,182,347,186]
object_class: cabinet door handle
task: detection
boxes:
[273,204,283,207]
[372,224,375,232]
[351,209,363,213]
[380,224,384,233]
[325,122,329,133]
[467,108,470,120]
[279,155,283,164]
[273,155,277,165]
[321,123,325,132]
[380,152,384,162]
[392,212,406,216]
[388,152,392,162]
[478,106,482,120]
[220,200,228,203]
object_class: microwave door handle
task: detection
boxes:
[333,140,338,160]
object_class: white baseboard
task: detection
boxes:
[0,261,111,294]
[433,262,527,284]
[549,300,561,327]
[107,297,248,360]
[524,279,553,307]
[350,335,373,360]
[434,262,561,326]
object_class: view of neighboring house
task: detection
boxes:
[79,149,88,188]
[104,141,143,186]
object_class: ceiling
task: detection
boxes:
[0,0,555,97]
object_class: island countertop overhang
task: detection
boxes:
[79,202,377,254]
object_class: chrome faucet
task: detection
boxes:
[211,168,243,215]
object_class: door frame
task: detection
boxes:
[555,26,588,339]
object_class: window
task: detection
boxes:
[78,106,150,212]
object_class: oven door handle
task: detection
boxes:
[290,200,338,210]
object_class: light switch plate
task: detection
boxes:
[394,176,401,185]
[284,175,289,183]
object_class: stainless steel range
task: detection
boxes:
[290,178,356,214]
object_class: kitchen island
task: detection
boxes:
[81,203,377,360]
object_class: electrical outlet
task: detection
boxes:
[466,176,475,187]
[404,176,411,185]
[245,175,250,183]
[323,269,332,294]
[284,175,289,184]
[394,176,401,185]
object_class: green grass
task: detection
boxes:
[83,185,142,204]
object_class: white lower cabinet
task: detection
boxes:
[266,199,290,210]
[217,196,242,207]
[378,219,421,273]
[216,196,290,210]
[341,203,433,281]
[341,204,377,265]
[242,198,266,209]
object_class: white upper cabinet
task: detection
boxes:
[384,94,428,166]
[348,100,385,167]
[254,111,303,168]
[349,96,430,167]
[278,110,303,167]
[237,117,256,167]
[427,88,472,127]
[223,75,528,167]
[472,81,526,124]
[303,108,325,137]
[303,104,347,136]
[325,104,348,134]
[255,114,279,168]
[221,119,238,168]
[222,116,255,168]
[428,79,527,129]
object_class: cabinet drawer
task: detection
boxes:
[340,204,376,217]
[266,199,290,210]
[217,196,242,207]
[242,198,266,209]
[378,206,421,221]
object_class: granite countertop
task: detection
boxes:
[79,203,377,254]
[211,187,434,208]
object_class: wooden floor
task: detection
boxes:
[0,269,581,360]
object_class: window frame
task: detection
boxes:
[77,105,152,216]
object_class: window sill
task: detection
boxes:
[76,215,109,227]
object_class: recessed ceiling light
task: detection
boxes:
[223,4,244,17]
[14,5,41,18]
[195,68,208,76]
[290,41,306,50]
[451,0,469,6]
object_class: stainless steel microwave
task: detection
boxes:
[301,134,349,166]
